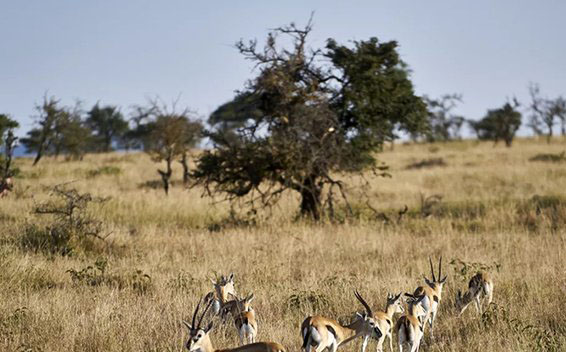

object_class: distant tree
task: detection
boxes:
[192,19,428,220]
[208,92,262,146]
[549,96,566,136]
[469,100,521,147]
[527,83,565,143]
[86,104,128,152]
[20,96,64,165]
[0,114,19,196]
[21,97,92,163]
[58,106,93,160]
[423,94,465,142]
[134,101,202,194]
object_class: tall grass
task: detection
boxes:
[1,138,565,351]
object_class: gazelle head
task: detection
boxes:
[210,273,236,303]
[404,293,427,319]
[424,257,447,292]
[183,297,215,352]
[386,292,404,314]
[229,292,255,313]
[354,290,383,339]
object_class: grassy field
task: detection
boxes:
[1,138,566,351]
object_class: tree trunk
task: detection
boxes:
[547,128,552,144]
[32,150,43,166]
[299,177,322,220]
[158,157,173,195]
[180,152,190,185]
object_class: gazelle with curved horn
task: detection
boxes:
[455,272,494,316]
[411,257,447,340]
[301,290,382,352]
[183,296,286,352]
[372,292,404,352]
[395,293,427,352]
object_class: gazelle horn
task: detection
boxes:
[354,290,373,316]
[429,257,436,281]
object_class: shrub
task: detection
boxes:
[87,166,121,178]
[529,151,566,163]
[67,258,152,294]
[18,185,109,256]
[406,157,447,170]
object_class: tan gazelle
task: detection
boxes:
[301,291,382,352]
[204,273,236,316]
[229,293,258,345]
[412,257,447,339]
[372,292,404,352]
[455,272,494,316]
[183,296,286,352]
[395,293,427,352]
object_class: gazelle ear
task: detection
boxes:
[424,277,434,287]
[356,312,367,319]
[228,273,234,283]
[246,293,254,303]
[440,276,448,284]
[205,321,214,333]
[182,320,192,330]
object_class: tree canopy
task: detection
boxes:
[470,101,522,147]
[193,19,428,219]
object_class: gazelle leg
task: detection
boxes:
[361,335,369,352]
[428,312,435,340]
[314,343,327,352]
[474,296,482,314]
[388,333,393,352]
[329,342,338,352]
[376,336,384,352]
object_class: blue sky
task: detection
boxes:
[1,0,565,137]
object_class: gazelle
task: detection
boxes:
[412,257,447,340]
[204,273,236,316]
[183,296,286,352]
[455,272,494,316]
[372,292,404,352]
[301,291,382,352]
[230,293,258,345]
[395,294,426,352]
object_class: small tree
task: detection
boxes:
[86,104,128,152]
[134,101,202,194]
[470,101,521,147]
[423,94,465,142]
[527,83,565,143]
[192,19,428,220]
[0,114,19,197]
[20,96,64,165]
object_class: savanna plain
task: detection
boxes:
[1,138,565,352]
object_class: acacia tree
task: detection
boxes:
[21,98,91,162]
[135,102,202,194]
[86,104,128,152]
[469,101,522,147]
[423,94,465,142]
[527,83,566,142]
[192,19,428,220]
[20,96,64,165]
[0,114,19,196]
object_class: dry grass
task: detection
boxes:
[1,137,566,351]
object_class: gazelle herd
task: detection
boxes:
[183,259,494,352]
